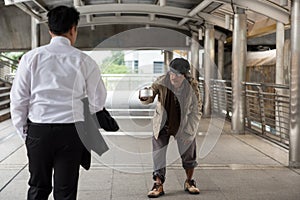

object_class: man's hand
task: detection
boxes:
[139,87,150,101]
[140,97,148,101]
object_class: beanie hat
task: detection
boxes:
[169,58,190,75]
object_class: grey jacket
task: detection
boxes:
[141,75,202,139]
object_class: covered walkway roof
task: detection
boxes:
[2,0,300,170]
[0,0,292,50]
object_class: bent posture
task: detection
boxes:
[140,58,202,198]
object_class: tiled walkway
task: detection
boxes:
[0,118,299,200]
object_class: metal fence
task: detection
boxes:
[199,79,233,118]
[98,74,160,119]
[101,74,162,91]
[244,82,290,146]
[0,54,17,83]
[205,79,290,148]
[0,61,292,148]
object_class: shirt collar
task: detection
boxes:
[50,36,71,46]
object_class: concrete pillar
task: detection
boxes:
[231,8,247,134]
[191,32,200,80]
[164,51,173,72]
[203,23,215,117]
[283,39,291,84]
[31,17,40,49]
[159,0,166,6]
[218,40,224,79]
[275,21,287,139]
[74,0,81,7]
[289,0,300,168]
[276,22,285,85]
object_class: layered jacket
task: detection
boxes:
[141,74,202,139]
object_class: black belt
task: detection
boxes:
[27,119,81,127]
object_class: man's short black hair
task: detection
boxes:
[47,6,80,35]
[169,58,190,75]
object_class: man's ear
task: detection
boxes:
[49,30,55,37]
[70,25,77,35]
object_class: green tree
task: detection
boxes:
[0,52,24,71]
[101,51,128,74]
[102,63,128,74]
[111,51,125,65]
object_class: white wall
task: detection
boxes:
[124,50,164,74]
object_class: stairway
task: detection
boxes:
[0,81,11,122]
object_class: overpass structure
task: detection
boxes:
[0,0,300,168]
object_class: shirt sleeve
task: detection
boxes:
[10,56,31,140]
[84,58,107,114]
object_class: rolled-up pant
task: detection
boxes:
[26,123,84,200]
[152,127,197,184]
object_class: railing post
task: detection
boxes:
[275,90,283,143]
[226,82,231,119]
[212,80,218,114]
[257,86,266,135]
[217,81,222,114]
[244,84,251,129]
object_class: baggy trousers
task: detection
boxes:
[152,127,198,183]
[26,123,84,200]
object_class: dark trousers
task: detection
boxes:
[26,123,84,200]
[152,127,197,184]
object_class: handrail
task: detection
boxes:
[0,54,19,65]
[243,81,289,89]
[0,54,18,84]
[207,79,290,148]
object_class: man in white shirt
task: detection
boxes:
[10,6,107,200]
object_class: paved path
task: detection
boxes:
[0,118,299,200]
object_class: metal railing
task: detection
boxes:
[0,54,17,83]
[101,74,161,119]
[199,79,233,118]
[0,62,292,147]
[101,74,162,91]
[244,82,290,146]
[205,79,290,148]
[211,79,233,118]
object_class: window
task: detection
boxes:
[134,60,139,73]
[153,61,164,74]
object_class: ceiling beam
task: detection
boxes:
[14,3,44,21]
[32,0,48,12]
[78,15,227,41]
[6,0,47,21]
[78,16,191,31]
[75,4,202,22]
[219,0,289,24]
[198,12,231,30]
[4,0,30,5]
[75,3,231,30]
[178,0,214,26]
[226,23,278,44]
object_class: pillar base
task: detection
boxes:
[289,161,300,168]
[231,129,245,134]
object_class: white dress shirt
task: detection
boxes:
[10,36,107,139]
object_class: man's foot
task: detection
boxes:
[147,182,164,198]
[184,179,200,194]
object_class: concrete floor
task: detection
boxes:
[0,118,299,200]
